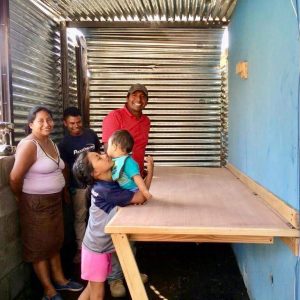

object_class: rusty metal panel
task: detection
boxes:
[85,27,225,166]
[9,0,63,143]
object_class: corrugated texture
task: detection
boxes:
[85,27,224,166]
[67,38,78,106]
[32,0,237,23]
[9,0,63,143]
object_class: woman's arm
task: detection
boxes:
[62,164,71,203]
[9,141,36,198]
[130,156,154,204]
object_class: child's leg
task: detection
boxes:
[89,281,105,300]
[78,282,91,300]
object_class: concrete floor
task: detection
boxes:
[27,242,249,300]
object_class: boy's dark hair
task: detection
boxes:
[72,151,94,188]
[110,130,134,153]
[25,106,53,134]
[63,106,81,120]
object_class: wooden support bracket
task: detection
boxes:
[226,164,300,255]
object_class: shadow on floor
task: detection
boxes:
[26,242,249,300]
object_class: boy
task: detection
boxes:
[107,130,152,200]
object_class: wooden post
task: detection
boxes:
[0,0,13,123]
[111,234,148,300]
[60,21,69,110]
[76,35,90,127]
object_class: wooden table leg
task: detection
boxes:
[111,233,148,300]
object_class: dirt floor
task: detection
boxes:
[26,242,249,300]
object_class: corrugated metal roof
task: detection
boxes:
[30,0,237,24]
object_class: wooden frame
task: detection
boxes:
[60,21,69,110]
[226,163,299,229]
[106,166,299,300]
[75,36,90,127]
[226,163,299,256]
[0,0,13,122]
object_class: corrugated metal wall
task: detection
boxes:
[9,0,62,142]
[85,27,225,166]
[67,37,78,107]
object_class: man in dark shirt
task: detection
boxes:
[58,106,101,263]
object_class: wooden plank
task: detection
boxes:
[106,167,298,238]
[111,234,148,300]
[226,164,299,229]
[60,21,69,110]
[0,0,13,122]
[107,225,298,237]
[128,234,273,244]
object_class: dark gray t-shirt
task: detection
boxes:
[58,128,101,188]
[83,180,134,253]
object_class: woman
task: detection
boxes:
[9,106,83,300]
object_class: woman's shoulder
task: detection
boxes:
[16,137,37,153]
[18,137,37,147]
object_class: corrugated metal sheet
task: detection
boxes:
[67,38,78,106]
[32,0,237,23]
[10,0,63,143]
[85,27,224,166]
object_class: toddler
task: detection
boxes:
[107,129,152,200]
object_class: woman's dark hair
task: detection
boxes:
[110,130,134,153]
[25,105,53,134]
[72,151,94,188]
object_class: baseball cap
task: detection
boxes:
[128,83,148,97]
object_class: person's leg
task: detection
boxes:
[32,260,57,297]
[108,242,138,297]
[89,281,105,300]
[49,252,68,285]
[73,188,88,249]
[107,252,124,282]
[78,282,91,300]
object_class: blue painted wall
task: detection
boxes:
[228,0,299,299]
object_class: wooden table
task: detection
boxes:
[105,166,299,300]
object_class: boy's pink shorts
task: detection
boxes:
[81,245,112,282]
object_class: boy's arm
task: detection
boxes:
[133,174,152,200]
[130,156,154,204]
[143,156,154,189]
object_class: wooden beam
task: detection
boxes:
[0,0,13,122]
[226,164,299,229]
[60,21,69,110]
[111,234,148,300]
[128,234,273,244]
[226,163,300,256]
[76,36,90,127]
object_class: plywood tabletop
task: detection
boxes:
[105,166,299,238]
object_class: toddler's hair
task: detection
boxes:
[110,130,134,153]
[72,151,94,188]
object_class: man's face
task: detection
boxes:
[63,115,83,136]
[126,90,148,116]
